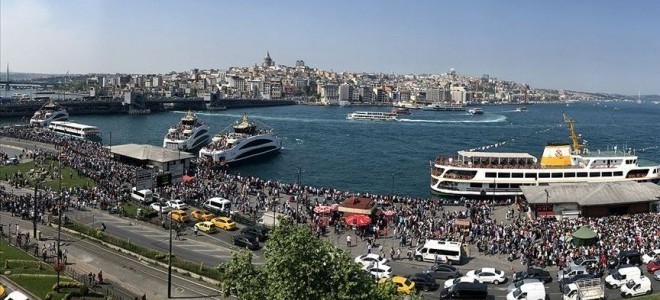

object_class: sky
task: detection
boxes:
[1,0,659,94]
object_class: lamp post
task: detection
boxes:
[33,183,38,237]
[168,206,173,298]
[56,154,63,291]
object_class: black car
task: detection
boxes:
[407,273,439,292]
[513,267,552,283]
[440,282,488,300]
[608,250,642,269]
[232,234,260,250]
[559,274,594,292]
[424,263,460,279]
[241,225,270,242]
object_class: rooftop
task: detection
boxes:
[109,144,195,162]
[521,181,660,206]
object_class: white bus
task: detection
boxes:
[48,121,101,141]
[414,240,464,264]
[131,187,154,204]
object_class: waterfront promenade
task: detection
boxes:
[1,127,659,299]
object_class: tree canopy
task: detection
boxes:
[218,220,407,300]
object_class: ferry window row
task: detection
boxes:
[485,171,624,178]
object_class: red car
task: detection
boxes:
[647,259,660,273]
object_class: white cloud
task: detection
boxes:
[0,0,99,73]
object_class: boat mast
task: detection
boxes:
[562,113,583,154]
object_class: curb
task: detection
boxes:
[51,223,221,286]
[0,274,44,300]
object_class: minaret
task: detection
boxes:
[6,63,8,81]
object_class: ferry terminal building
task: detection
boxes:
[520,181,660,218]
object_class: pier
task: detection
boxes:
[0,96,296,117]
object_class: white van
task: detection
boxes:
[203,197,231,215]
[605,266,641,288]
[414,240,463,264]
[506,282,545,300]
[5,291,30,300]
[258,211,288,228]
[619,276,652,297]
[131,187,153,204]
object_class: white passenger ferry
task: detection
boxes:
[30,100,69,126]
[430,114,660,197]
[162,110,210,151]
[48,121,101,141]
[199,113,282,164]
[421,103,466,111]
[346,111,397,121]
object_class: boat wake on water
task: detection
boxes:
[398,115,507,123]
[173,111,344,123]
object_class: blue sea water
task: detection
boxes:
[2,102,658,197]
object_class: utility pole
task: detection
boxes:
[33,183,38,237]
[168,207,173,298]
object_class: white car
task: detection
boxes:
[654,270,660,281]
[361,263,392,279]
[444,276,481,289]
[166,199,188,210]
[150,202,171,213]
[466,267,507,285]
[354,254,389,268]
[642,249,660,264]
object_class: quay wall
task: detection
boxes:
[0,98,296,117]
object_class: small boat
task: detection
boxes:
[339,100,351,107]
[515,107,528,112]
[347,111,397,121]
[391,107,411,115]
[468,108,484,115]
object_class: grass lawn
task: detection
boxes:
[122,201,139,218]
[9,275,75,300]
[0,159,96,189]
[0,240,36,261]
[635,295,660,300]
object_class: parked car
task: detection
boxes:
[507,278,542,293]
[362,263,393,279]
[569,256,599,269]
[241,226,269,242]
[650,259,660,273]
[232,235,259,250]
[354,254,389,268]
[166,199,188,210]
[150,202,171,213]
[654,270,660,281]
[642,249,660,264]
[191,210,215,221]
[379,276,416,295]
[169,210,190,223]
[424,263,460,279]
[444,276,481,289]
[619,275,653,298]
[608,250,642,269]
[194,221,216,233]
[466,268,507,285]
[513,267,552,283]
[211,217,236,230]
[558,265,589,281]
[407,273,439,292]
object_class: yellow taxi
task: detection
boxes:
[211,217,236,230]
[191,209,215,221]
[194,221,217,233]
[379,276,415,295]
[169,210,191,223]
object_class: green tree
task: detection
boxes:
[218,219,405,300]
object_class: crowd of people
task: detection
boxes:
[1,124,659,274]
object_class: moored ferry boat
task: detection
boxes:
[162,110,210,151]
[48,121,101,141]
[430,114,660,197]
[346,111,397,121]
[30,100,69,126]
[199,113,281,164]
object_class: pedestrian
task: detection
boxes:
[389,247,395,260]
[367,243,372,254]
[396,248,401,260]
[194,225,199,236]
[346,235,351,247]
